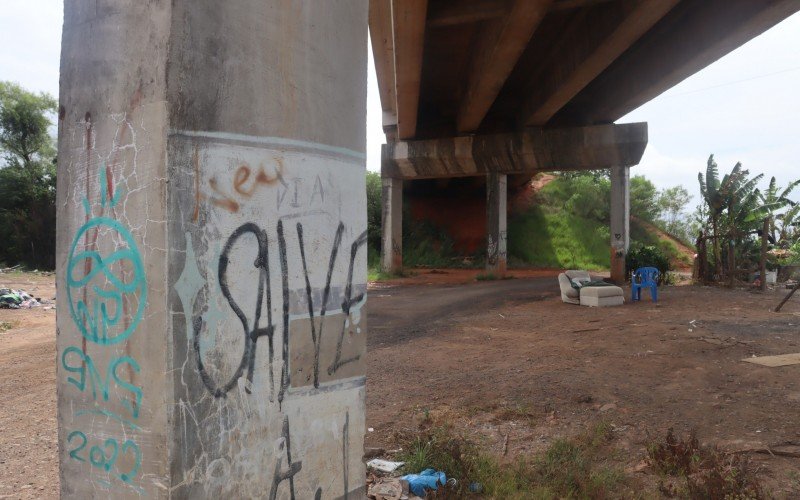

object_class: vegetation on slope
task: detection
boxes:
[366,170,696,274]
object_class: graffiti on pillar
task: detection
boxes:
[186,219,367,401]
[62,161,147,493]
[499,229,508,263]
[487,234,498,266]
[173,141,366,497]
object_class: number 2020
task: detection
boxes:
[67,431,141,484]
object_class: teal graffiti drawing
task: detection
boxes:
[90,439,119,472]
[66,431,143,486]
[67,431,87,462]
[66,216,147,345]
[62,347,142,419]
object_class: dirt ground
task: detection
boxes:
[367,269,800,497]
[3,270,800,497]
[0,273,58,499]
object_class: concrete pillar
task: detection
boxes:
[610,165,631,284]
[486,172,508,276]
[381,177,403,273]
[56,2,368,498]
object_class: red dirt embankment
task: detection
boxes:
[407,175,552,255]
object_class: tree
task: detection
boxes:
[657,185,692,240]
[0,81,58,269]
[366,171,382,253]
[630,175,660,222]
[698,155,727,278]
[758,176,800,244]
[0,82,57,169]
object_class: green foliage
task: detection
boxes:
[0,82,57,269]
[396,423,630,499]
[697,154,800,284]
[365,171,382,253]
[656,185,694,243]
[625,244,671,284]
[0,82,57,169]
[630,175,660,222]
[539,172,610,223]
[507,206,610,270]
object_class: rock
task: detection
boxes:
[599,403,617,412]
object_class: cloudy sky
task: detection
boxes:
[3,2,798,209]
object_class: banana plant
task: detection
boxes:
[698,155,725,274]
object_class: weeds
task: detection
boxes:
[0,321,14,333]
[648,428,703,476]
[648,428,766,499]
[395,421,629,498]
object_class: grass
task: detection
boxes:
[507,207,611,270]
[0,321,15,333]
[395,422,633,499]
[367,247,415,281]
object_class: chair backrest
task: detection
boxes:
[565,270,590,282]
[633,267,660,285]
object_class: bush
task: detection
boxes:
[626,244,671,284]
[366,171,382,254]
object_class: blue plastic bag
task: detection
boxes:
[400,468,447,497]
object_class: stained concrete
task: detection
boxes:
[610,165,631,284]
[57,1,368,497]
[486,172,508,276]
[381,177,403,274]
[381,122,648,179]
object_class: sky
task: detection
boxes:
[2,2,798,211]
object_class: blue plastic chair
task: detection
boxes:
[631,267,659,303]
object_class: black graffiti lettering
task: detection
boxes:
[328,230,367,376]
[277,220,290,405]
[298,222,344,388]
[194,223,273,398]
[269,416,302,500]
[193,220,364,400]
[342,411,350,499]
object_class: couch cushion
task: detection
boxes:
[580,285,623,299]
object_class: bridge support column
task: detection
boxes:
[486,172,508,276]
[381,177,403,274]
[610,165,631,284]
[57,1,367,498]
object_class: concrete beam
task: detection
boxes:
[456,0,554,133]
[382,122,647,180]
[381,177,403,273]
[486,172,508,276]
[610,165,630,284]
[392,0,428,139]
[521,0,679,127]
[550,0,615,11]
[370,0,397,129]
[58,1,368,497]
[552,0,800,125]
[428,0,508,28]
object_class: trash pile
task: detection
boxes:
[366,458,452,500]
[0,289,51,309]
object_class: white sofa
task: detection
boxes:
[558,270,590,304]
[558,270,624,307]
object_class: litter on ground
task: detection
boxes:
[742,353,800,367]
[0,289,49,309]
[366,458,405,473]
